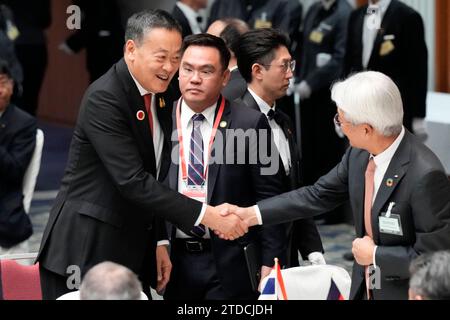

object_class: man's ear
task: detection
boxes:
[125,40,137,61]
[251,63,264,81]
[222,68,231,87]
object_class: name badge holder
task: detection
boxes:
[379,202,403,236]
[176,96,226,203]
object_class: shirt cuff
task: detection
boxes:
[195,204,207,226]
[157,240,170,247]
[253,205,263,225]
[373,245,378,268]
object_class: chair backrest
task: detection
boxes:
[0,260,42,300]
[22,129,44,213]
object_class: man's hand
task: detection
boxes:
[258,265,272,292]
[201,204,248,240]
[234,206,259,227]
[156,245,172,294]
[296,81,312,100]
[352,236,375,266]
[213,205,259,240]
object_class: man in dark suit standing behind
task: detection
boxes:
[207,18,249,102]
[228,71,450,300]
[37,10,247,300]
[163,33,286,300]
[235,28,324,267]
[171,0,207,39]
[344,0,428,133]
[0,59,35,252]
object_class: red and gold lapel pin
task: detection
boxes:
[136,110,145,121]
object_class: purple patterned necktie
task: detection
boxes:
[188,113,206,237]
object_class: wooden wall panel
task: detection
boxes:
[37,0,89,125]
[436,0,450,93]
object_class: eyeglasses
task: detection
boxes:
[261,60,296,73]
[179,66,217,80]
[334,113,346,127]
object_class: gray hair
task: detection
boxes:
[409,251,450,300]
[125,9,182,46]
[331,71,403,136]
[79,261,143,300]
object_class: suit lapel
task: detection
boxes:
[0,104,12,143]
[207,99,231,203]
[156,93,172,181]
[116,59,157,171]
[241,90,259,112]
[371,131,411,240]
[368,0,396,67]
[168,104,180,190]
[355,153,370,238]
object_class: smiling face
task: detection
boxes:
[125,27,182,93]
[179,45,230,112]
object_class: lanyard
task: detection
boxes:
[176,96,226,184]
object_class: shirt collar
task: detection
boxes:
[369,0,391,14]
[247,87,276,115]
[176,2,202,28]
[129,70,153,97]
[0,110,4,118]
[181,99,217,128]
[229,65,239,72]
[371,126,405,166]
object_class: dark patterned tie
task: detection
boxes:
[188,113,206,237]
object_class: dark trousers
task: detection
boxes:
[15,44,48,116]
[39,265,72,300]
[164,239,230,300]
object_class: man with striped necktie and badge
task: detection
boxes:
[163,33,287,300]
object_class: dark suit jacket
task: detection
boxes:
[37,59,202,287]
[240,90,323,264]
[0,104,35,248]
[344,0,428,129]
[258,130,450,299]
[171,5,193,39]
[221,68,247,102]
[65,0,124,82]
[299,0,351,92]
[167,98,286,298]
[208,0,290,33]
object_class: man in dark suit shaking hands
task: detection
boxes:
[37,10,247,300]
[225,71,450,300]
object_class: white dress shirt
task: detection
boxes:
[248,88,291,175]
[175,100,217,239]
[370,126,405,204]
[176,2,204,34]
[362,0,392,68]
[129,72,164,179]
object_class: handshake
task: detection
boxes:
[200,204,259,240]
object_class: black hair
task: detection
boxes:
[181,33,231,72]
[235,28,290,83]
[0,59,12,79]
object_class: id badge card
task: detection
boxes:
[379,214,403,236]
[182,184,207,204]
